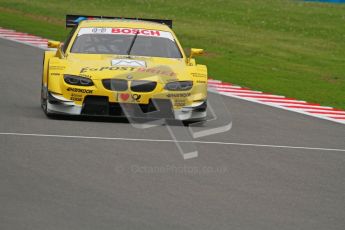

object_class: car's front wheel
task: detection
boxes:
[41,84,53,117]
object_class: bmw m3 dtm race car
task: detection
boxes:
[41,15,208,121]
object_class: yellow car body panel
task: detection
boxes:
[42,19,208,121]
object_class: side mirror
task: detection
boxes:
[48,40,61,48]
[190,48,204,59]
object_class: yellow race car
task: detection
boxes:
[42,15,208,121]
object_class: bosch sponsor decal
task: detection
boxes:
[77,28,175,41]
[67,87,93,94]
[112,28,160,36]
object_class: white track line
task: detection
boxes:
[0,132,344,152]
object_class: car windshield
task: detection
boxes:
[70,27,182,58]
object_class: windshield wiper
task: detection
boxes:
[126,32,139,58]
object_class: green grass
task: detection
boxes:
[1,0,344,109]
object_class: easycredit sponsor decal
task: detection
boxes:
[78,27,174,41]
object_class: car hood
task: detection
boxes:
[64,54,191,82]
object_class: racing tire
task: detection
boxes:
[41,84,54,117]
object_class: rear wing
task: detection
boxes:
[66,15,172,28]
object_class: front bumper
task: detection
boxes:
[46,92,207,121]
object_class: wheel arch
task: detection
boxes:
[42,50,56,87]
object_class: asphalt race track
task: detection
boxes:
[1,38,345,230]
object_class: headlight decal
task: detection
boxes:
[165,81,193,91]
[64,75,94,86]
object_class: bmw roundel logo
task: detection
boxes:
[126,75,133,80]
